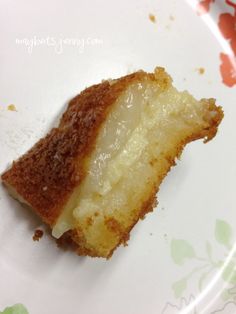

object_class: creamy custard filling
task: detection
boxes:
[52,79,210,240]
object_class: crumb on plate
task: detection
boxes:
[33,229,44,241]
[149,14,156,23]
[196,67,205,75]
[7,104,17,111]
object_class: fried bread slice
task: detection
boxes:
[1,68,223,258]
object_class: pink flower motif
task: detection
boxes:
[220,53,236,87]
[231,37,236,56]
[196,0,236,87]
[197,0,215,15]
[218,13,235,40]
[218,12,236,55]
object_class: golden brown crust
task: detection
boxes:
[1,71,157,226]
[1,68,224,258]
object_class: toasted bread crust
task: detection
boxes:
[1,71,160,225]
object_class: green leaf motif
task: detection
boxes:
[171,239,195,265]
[222,262,236,285]
[172,278,187,298]
[0,304,28,314]
[206,241,212,261]
[221,289,233,301]
[198,271,209,291]
[198,266,215,292]
[215,219,232,249]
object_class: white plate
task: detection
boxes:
[0,0,236,313]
